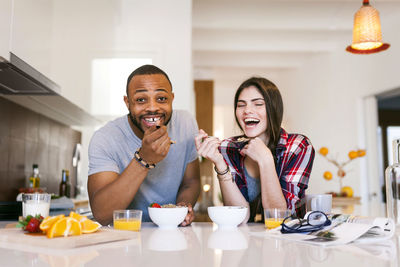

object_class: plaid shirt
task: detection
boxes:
[219,128,315,219]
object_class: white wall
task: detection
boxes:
[0,0,12,60]
[281,15,400,201]
[50,0,193,115]
[210,16,400,203]
[48,0,193,194]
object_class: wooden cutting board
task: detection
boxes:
[0,227,138,249]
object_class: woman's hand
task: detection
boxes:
[240,137,274,165]
[195,129,225,166]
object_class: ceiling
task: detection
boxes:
[192,0,399,72]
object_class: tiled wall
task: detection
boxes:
[0,97,81,201]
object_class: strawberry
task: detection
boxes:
[149,202,161,208]
[16,215,44,233]
[25,217,41,233]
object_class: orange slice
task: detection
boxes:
[69,211,87,223]
[69,211,100,233]
[81,219,101,234]
[46,217,82,238]
[39,214,65,233]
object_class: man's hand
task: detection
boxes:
[178,202,194,227]
[139,125,171,164]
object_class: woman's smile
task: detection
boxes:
[236,86,268,140]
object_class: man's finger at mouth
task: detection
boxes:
[145,125,168,140]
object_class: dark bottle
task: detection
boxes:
[59,169,71,198]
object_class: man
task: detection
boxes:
[88,64,200,226]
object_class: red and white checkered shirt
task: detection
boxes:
[219,128,315,219]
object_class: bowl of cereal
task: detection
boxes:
[148,203,188,229]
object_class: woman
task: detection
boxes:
[195,77,315,223]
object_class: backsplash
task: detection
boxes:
[0,97,81,201]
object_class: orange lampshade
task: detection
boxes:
[346,0,390,54]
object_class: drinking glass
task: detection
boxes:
[264,208,292,229]
[305,194,332,213]
[113,210,142,231]
[22,193,51,218]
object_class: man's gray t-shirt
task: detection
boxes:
[88,110,198,221]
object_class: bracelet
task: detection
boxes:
[134,149,156,169]
[214,165,235,183]
[214,165,230,175]
[218,175,234,182]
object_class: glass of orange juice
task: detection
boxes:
[113,210,142,231]
[264,208,292,229]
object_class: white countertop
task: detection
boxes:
[0,220,399,267]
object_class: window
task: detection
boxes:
[91,58,152,118]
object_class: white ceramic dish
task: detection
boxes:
[148,206,188,228]
[207,206,248,228]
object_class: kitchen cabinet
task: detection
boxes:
[1,1,103,127]
[10,0,54,80]
[0,0,12,60]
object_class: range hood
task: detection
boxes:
[0,53,102,126]
[0,53,60,95]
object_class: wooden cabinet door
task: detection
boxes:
[194,80,214,216]
[10,0,54,78]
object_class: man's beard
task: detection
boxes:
[128,111,173,134]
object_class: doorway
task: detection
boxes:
[194,80,214,221]
[377,90,400,202]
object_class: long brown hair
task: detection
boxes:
[234,77,283,157]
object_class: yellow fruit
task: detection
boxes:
[323,171,333,180]
[81,219,101,234]
[319,147,329,156]
[39,214,65,233]
[357,149,366,157]
[348,150,358,160]
[69,211,100,233]
[69,211,87,223]
[341,186,354,197]
[46,217,82,238]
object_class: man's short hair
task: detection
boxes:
[126,64,172,95]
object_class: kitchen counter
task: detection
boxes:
[0,219,398,267]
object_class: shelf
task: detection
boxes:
[332,196,361,207]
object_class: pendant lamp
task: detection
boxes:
[346,0,390,54]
